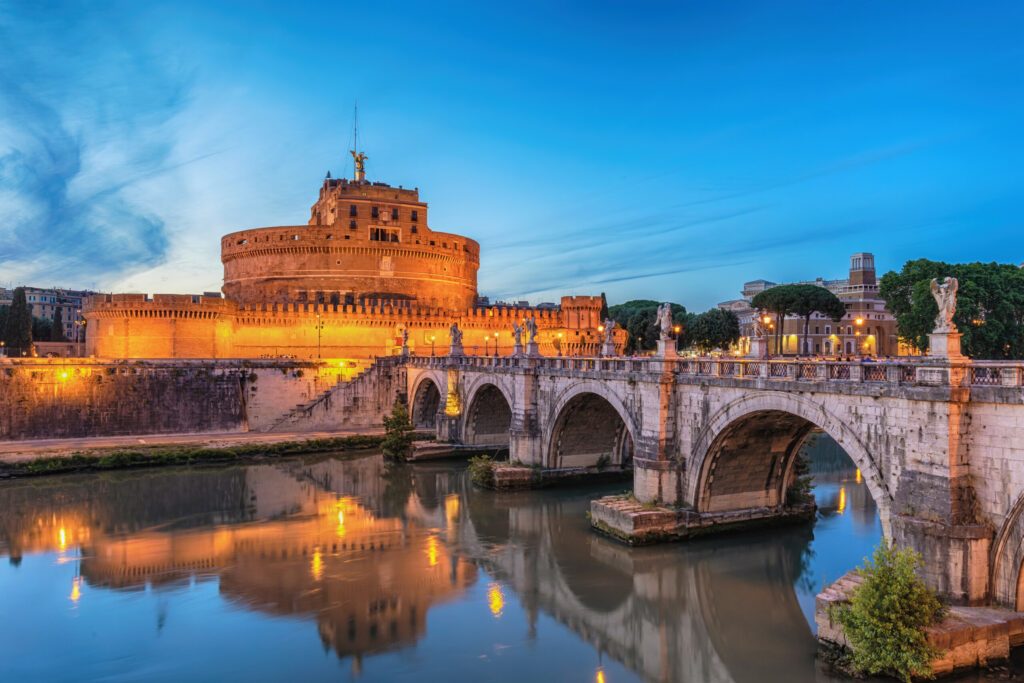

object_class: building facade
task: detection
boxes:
[85,156,620,361]
[718,253,905,357]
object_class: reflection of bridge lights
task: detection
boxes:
[855,468,862,484]
[70,576,82,603]
[58,527,67,550]
[487,582,505,618]
[426,535,440,567]
[311,549,324,581]
[445,494,460,523]
[838,486,847,514]
[595,668,607,683]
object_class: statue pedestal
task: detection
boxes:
[525,342,540,357]
[448,343,464,357]
[749,337,768,359]
[512,343,523,357]
[929,332,964,360]
[657,339,677,359]
[600,341,616,357]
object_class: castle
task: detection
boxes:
[85,152,617,360]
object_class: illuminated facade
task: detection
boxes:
[717,252,906,357]
[85,156,617,360]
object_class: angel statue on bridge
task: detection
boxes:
[930,277,959,333]
[512,321,523,346]
[603,318,617,345]
[656,303,674,341]
[525,316,538,344]
[448,322,463,346]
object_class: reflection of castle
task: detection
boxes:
[84,155,619,360]
[0,457,475,662]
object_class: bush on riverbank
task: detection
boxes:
[1,433,433,478]
[468,455,495,488]
[832,542,944,683]
[381,401,414,461]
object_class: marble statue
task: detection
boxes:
[512,321,523,346]
[603,318,617,345]
[656,303,674,341]
[525,316,538,344]
[449,322,463,346]
[930,277,959,333]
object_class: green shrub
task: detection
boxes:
[468,455,495,488]
[833,542,943,683]
[381,401,414,461]
[786,450,814,505]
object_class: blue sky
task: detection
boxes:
[1,1,1022,310]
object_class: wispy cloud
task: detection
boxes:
[0,4,190,288]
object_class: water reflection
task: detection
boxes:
[0,453,1012,682]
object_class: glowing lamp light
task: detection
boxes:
[762,315,771,324]
[58,527,67,550]
[596,668,607,683]
[855,317,864,326]
[837,486,847,514]
[597,325,605,333]
[487,582,505,618]
[855,468,862,484]
[426,535,440,567]
[673,325,681,334]
[70,576,82,604]
[311,549,324,581]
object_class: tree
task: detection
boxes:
[752,284,845,355]
[608,300,687,354]
[50,307,67,342]
[833,542,943,682]
[880,259,1024,359]
[687,308,740,353]
[750,286,796,355]
[787,284,846,355]
[381,400,414,461]
[2,287,33,357]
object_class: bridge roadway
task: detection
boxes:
[405,353,1024,606]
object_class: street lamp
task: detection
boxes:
[315,313,325,359]
[484,335,490,356]
[556,332,563,357]
[493,331,500,357]
[429,334,436,357]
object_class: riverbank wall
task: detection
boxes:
[0,358,400,440]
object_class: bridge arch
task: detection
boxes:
[990,494,1024,608]
[462,378,514,447]
[545,382,637,469]
[409,372,444,430]
[687,393,892,531]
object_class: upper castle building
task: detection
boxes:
[85,152,614,360]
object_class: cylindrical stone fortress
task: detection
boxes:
[221,181,479,309]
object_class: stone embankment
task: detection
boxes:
[817,571,1024,678]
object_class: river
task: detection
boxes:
[1,445,1020,682]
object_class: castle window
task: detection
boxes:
[349,205,357,217]
[291,234,300,240]
[411,226,418,233]
[391,208,399,220]
[411,210,418,222]
[370,227,400,242]
[325,234,333,240]
[371,206,379,219]
[349,220,357,230]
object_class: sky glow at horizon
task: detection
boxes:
[1,1,1022,310]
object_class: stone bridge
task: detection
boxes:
[405,353,1024,606]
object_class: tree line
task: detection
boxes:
[0,287,70,357]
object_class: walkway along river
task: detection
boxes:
[1,443,1021,682]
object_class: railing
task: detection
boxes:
[402,353,1024,388]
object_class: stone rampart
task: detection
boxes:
[0,358,381,441]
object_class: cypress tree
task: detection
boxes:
[51,307,67,342]
[3,287,33,356]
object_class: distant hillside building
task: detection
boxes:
[718,253,905,357]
